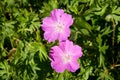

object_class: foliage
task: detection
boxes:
[0,0,120,80]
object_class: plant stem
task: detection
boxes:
[112,18,116,64]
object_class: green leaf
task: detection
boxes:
[81,29,90,36]
[112,14,120,24]
[40,0,58,18]
[94,4,108,16]
[101,26,112,36]
[112,6,120,15]
[99,52,105,67]
[96,34,102,46]
[28,42,48,61]
[83,67,93,80]
[75,17,92,33]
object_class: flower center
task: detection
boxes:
[55,22,64,32]
[62,53,71,63]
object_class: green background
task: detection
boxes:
[0,0,120,80]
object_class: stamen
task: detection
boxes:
[55,22,64,32]
[62,53,71,63]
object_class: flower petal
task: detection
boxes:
[50,46,64,57]
[51,60,66,72]
[66,59,80,72]
[58,28,70,41]
[50,46,66,72]
[41,9,73,42]
[49,40,83,73]
[60,13,73,27]
[44,31,58,42]
[59,40,73,52]
[71,45,83,58]
[41,17,55,31]
[50,9,64,22]
[65,40,74,52]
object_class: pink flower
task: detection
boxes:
[41,9,73,42]
[49,40,83,73]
